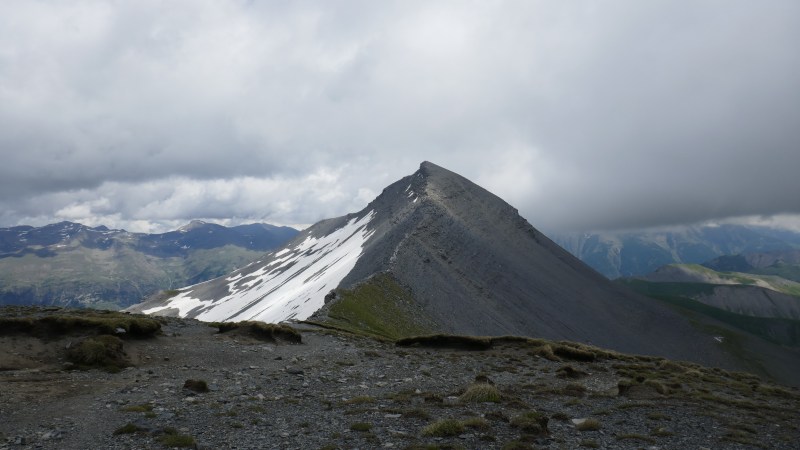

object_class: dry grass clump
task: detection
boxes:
[510,411,549,434]
[157,429,196,448]
[556,365,588,379]
[421,419,465,437]
[528,344,560,361]
[396,334,493,350]
[213,321,301,343]
[461,417,490,430]
[66,334,128,372]
[349,422,373,432]
[183,379,210,393]
[459,383,502,403]
[575,419,602,431]
[561,382,587,397]
[553,343,596,362]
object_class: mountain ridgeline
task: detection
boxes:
[0,221,298,309]
[130,162,800,384]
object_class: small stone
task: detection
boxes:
[385,414,402,419]
[286,367,304,375]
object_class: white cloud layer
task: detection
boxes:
[1,1,798,232]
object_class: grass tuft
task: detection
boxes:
[158,432,196,448]
[66,334,128,372]
[575,419,601,431]
[421,419,465,437]
[183,379,209,393]
[215,321,301,343]
[460,383,502,403]
[349,422,372,432]
[510,411,549,434]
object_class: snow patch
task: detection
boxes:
[143,211,377,323]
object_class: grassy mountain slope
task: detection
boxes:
[641,263,800,297]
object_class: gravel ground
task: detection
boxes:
[1,317,798,450]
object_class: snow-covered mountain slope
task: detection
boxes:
[137,212,375,323]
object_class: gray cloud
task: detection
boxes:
[0,0,798,232]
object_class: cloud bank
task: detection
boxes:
[1,1,798,232]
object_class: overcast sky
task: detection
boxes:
[1,1,798,233]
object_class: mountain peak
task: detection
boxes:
[130,162,800,385]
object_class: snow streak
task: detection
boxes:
[143,211,376,323]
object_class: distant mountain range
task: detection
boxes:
[129,161,800,385]
[0,221,298,309]
[552,225,800,279]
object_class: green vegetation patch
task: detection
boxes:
[459,383,502,403]
[510,411,549,434]
[66,334,129,372]
[157,429,196,448]
[317,273,437,340]
[421,419,465,437]
[183,379,209,393]
[212,321,301,343]
[349,422,373,432]
[575,419,602,431]
[623,279,800,348]
[397,334,624,364]
[396,334,493,350]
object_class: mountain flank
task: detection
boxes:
[129,162,800,385]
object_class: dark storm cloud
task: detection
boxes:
[0,1,798,232]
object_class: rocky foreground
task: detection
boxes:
[0,307,798,450]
